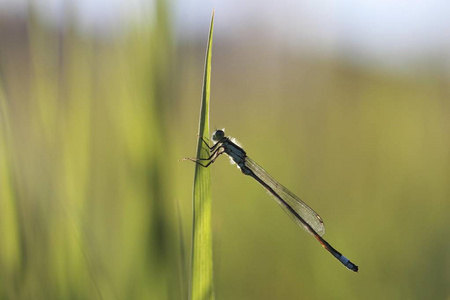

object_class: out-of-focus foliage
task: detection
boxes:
[1,2,450,300]
[0,1,179,299]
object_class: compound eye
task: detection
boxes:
[212,130,225,141]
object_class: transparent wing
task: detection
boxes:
[245,157,326,236]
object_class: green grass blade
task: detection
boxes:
[190,9,215,300]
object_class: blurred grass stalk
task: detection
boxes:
[0,1,177,299]
[0,69,22,298]
[190,10,215,300]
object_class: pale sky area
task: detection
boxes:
[1,0,450,69]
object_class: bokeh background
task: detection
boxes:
[1,1,449,299]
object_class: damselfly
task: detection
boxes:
[184,129,359,272]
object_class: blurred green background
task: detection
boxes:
[1,1,449,299]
